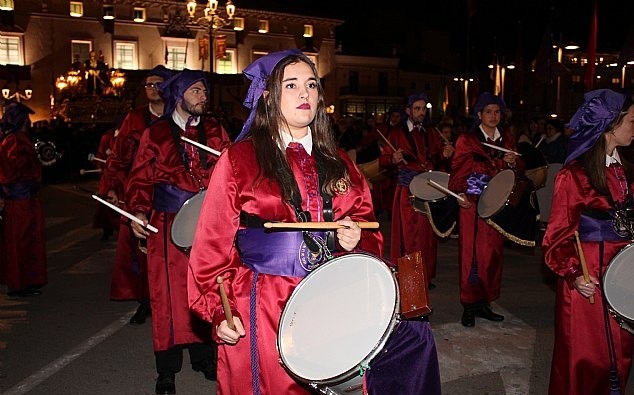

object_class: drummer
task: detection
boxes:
[187,49,441,395]
[379,93,455,288]
[126,69,231,395]
[542,89,634,395]
[448,92,524,327]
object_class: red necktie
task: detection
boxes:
[287,142,321,216]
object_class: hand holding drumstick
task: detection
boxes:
[215,276,246,344]
[574,231,597,303]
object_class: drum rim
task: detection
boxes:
[409,170,451,202]
[477,169,516,218]
[277,252,400,385]
[602,243,634,322]
[170,190,207,249]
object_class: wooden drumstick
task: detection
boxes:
[80,169,102,175]
[181,136,222,157]
[217,276,236,331]
[263,221,379,230]
[375,128,407,165]
[574,230,595,304]
[426,178,465,203]
[92,194,158,233]
[482,142,522,157]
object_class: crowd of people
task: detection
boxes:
[1,47,634,395]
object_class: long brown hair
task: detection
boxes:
[248,53,348,203]
[578,97,634,196]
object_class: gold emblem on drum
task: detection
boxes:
[334,178,350,195]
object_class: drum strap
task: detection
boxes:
[167,119,209,171]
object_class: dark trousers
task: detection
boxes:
[155,343,217,374]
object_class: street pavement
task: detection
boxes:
[0,176,632,395]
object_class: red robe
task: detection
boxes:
[379,124,445,280]
[126,116,230,351]
[0,131,47,291]
[187,140,383,395]
[542,161,634,395]
[448,128,524,304]
[93,129,118,232]
[105,106,154,301]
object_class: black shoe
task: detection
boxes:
[155,373,175,395]
[474,305,505,322]
[192,359,217,381]
[129,300,151,325]
[461,307,475,327]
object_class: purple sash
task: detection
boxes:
[466,172,491,195]
[152,183,196,213]
[1,181,38,200]
[398,168,419,187]
[578,214,628,242]
[236,228,327,277]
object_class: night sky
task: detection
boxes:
[236,0,634,73]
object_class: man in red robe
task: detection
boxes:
[379,93,454,287]
[0,102,47,297]
[105,65,172,325]
[448,92,523,327]
[126,69,231,395]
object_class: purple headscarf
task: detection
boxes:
[564,89,626,165]
[406,93,429,108]
[159,69,209,117]
[473,92,507,115]
[234,48,304,142]
[0,102,34,138]
[144,65,173,85]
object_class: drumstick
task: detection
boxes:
[92,194,158,233]
[263,221,379,229]
[181,136,222,157]
[80,169,102,175]
[426,178,465,202]
[433,126,452,145]
[574,230,595,304]
[482,142,522,156]
[534,135,545,149]
[87,153,107,163]
[375,128,408,165]
[216,276,236,330]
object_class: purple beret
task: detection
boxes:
[564,89,626,165]
[0,102,34,137]
[406,93,429,108]
[235,48,304,142]
[144,65,173,84]
[473,92,507,115]
[159,69,209,117]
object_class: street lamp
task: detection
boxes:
[186,0,236,74]
[2,86,32,103]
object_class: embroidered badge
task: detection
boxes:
[334,178,350,196]
[298,233,328,272]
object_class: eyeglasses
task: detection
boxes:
[144,83,159,90]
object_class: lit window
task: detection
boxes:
[258,20,269,34]
[133,8,145,23]
[0,0,14,11]
[166,47,187,70]
[233,17,244,31]
[70,1,83,17]
[216,48,237,74]
[103,5,115,20]
[71,40,91,64]
[303,24,313,38]
[114,41,137,69]
[0,36,22,65]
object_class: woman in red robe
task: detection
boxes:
[0,102,47,297]
[448,92,524,327]
[542,89,634,395]
[188,50,440,395]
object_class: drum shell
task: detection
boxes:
[410,196,457,238]
[357,159,388,187]
[602,243,634,334]
[526,165,548,190]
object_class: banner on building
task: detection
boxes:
[216,35,227,59]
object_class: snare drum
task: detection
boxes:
[357,159,388,188]
[525,165,548,190]
[409,171,458,237]
[478,169,538,246]
[603,243,634,335]
[278,253,399,394]
[170,190,206,251]
[409,171,451,202]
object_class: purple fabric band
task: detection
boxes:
[365,320,441,395]
[578,214,628,242]
[236,228,327,277]
[1,181,38,200]
[466,172,492,195]
[398,168,419,187]
[152,183,196,213]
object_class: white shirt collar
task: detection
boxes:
[606,150,622,167]
[479,124,501,141]
[281,127,313,155]
[407,119,422,132]
[171,109,200,131]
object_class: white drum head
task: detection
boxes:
[409,171,451,201]
[603,243,634,322]
[477,169,515,218]
[170,190,206,249]
[278,253,398,383]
